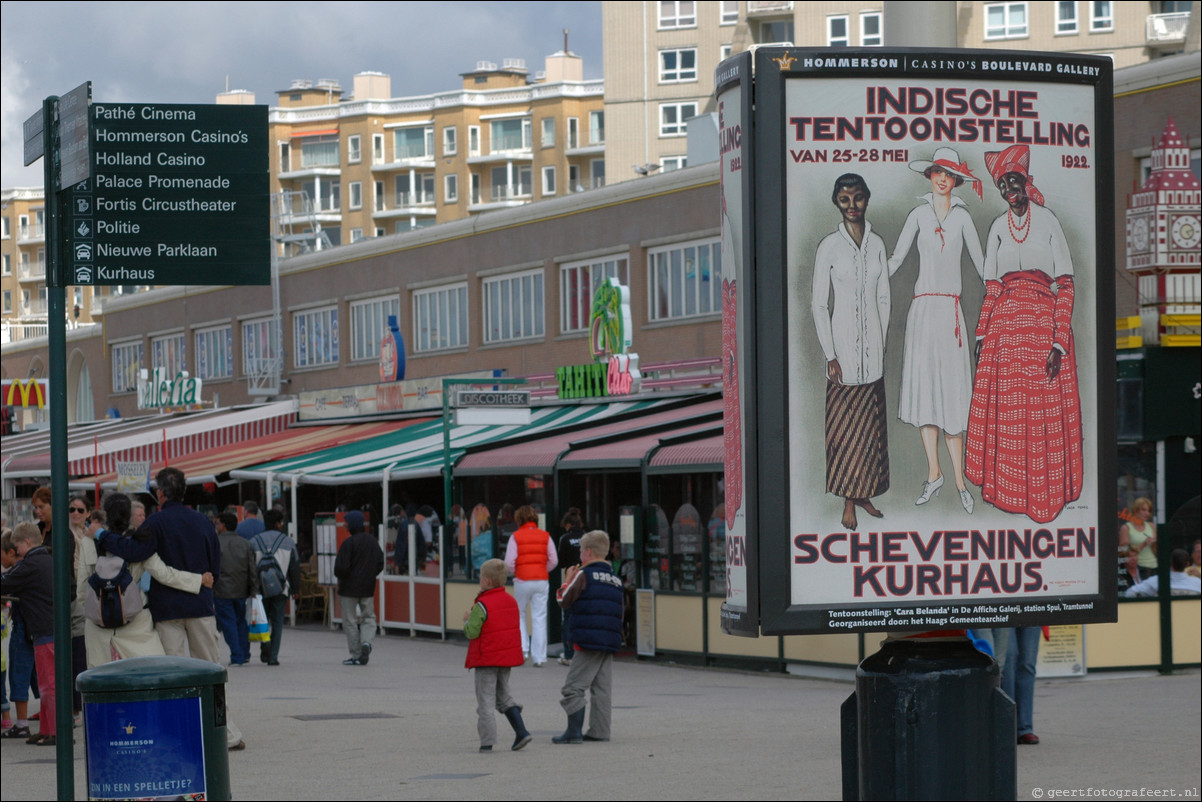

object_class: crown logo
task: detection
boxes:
[773,53,797,71]
[123,723,136,734]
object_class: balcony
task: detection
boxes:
[372,154,437,172]
[747,1,793,17]
[18,260,46,282]
[18,223,45,243]
[1146,12,1190,45]
[20,297,48,317]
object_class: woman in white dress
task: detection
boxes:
[888,148,984,513]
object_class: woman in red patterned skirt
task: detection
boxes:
[966,144,1084,524]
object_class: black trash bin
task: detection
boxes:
[77,655,231,801]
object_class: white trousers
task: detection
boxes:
[512,578,549,664]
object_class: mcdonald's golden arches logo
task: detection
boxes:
[2,379,48,409]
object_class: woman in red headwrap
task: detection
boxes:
[966,144,1084,523]
[888,147,985,514]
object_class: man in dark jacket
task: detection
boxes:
[214,512,257,666]
[334,510,384,665]
[553,529,623,745]
[95,467,245,750]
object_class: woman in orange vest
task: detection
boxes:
[503,506,558,666]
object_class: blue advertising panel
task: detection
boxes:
[84,696,206,800]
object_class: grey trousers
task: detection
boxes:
[339,595,377,658]
[474,666,517,747]
[559,648,612,740]
[156,617,243,747]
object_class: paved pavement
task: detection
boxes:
[2,623,1199,800]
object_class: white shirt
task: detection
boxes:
[811,221,891,385]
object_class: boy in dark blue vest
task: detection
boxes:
[553,530,623,744]
[463,558,531,752]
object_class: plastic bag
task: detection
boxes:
[248,594,271,643]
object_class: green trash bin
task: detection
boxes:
[77,656,231,801]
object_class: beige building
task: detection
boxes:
[268,51,605,254]
[0,188,132,343]
[603,0,1197,184]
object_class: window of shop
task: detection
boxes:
[483,269,544,343]
[648,472,725,593]
[241,317,278,377]
[560,254,629,334]
[648,237,722,322]
[455,475,550,577]
[111,340,143,394]
[151,332,186,376]
[349,295,400,362]
[194,325,233,380]
[413,283,468,353]
[293,305,339,368]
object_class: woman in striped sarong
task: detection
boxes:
[811,174,891,531]
[967,145,1083,524]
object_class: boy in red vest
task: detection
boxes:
[463,558,532,752]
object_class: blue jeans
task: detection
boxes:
[262,595,288,663]
[7,618,37,703]
[1001,627,1040,736]
[214,597,249,664]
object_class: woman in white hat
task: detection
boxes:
[887,147,984,514]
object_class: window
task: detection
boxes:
[660,48,698,83]
[542,166,556,196]
[659,0,696,29]
[469,125,481,156]
[560,256,629,333]
[396,173,435,206]
[375,228,385,238]
[301,178,340,212]
[490,118,532,152]
[443,126,457,156]
[589,111,605,144]
[1,216,9,238]
[828,15,850,46]
[985,3,1028,39]
[445,174,459,203]
[483,269,544,343]
[661,155,688,171]
[374,181,385,212]
[569,164,580,191]
[350,228,364,243]
[347,134,361,163]
[760,19,794,42]
[660,102,698,137]
[541,118,555,148]
[194,325,233,380]
[394,126,434,160]
[349,181,363,210]
[279,142,290,172]
[350,295,400,362]
[648,238,722,321]
[299,134,339,168]
[720,44,733,61]
[414,283,469,352]
[590,159,606,189]
[2,254,9,275]
[2,290,11,313]
[567,117,579,149]
[720,0,738,24]
[111,341,143,393]
[293,306,339,368]
[1090,0,1113,31]
[491,165,532,199]
[242,317,278,377]
[372,133,384,163]
[1056,1,1079,33]
[151,332,186,376]
[861,11,883,45]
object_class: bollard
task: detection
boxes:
[841,635,1016,801]
[78,656,231,801]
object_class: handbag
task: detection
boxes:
[248,594,271,643]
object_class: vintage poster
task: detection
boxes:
[768,51,1114,633]
[717,52,758,636]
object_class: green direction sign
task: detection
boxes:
[68,102,269,287]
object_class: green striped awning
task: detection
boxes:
[228,399,674,486]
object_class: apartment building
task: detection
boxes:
[603,0,1196,184]
[268,51,605,254]
[0,188,132,343]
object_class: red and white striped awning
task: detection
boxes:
[2,400,297,479]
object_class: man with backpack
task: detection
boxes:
[251,509,301,666]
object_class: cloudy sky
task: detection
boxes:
[1,1,603,187]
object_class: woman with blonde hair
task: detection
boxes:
[1118,498,1157,581]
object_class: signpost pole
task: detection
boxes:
[41,92,75,801]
